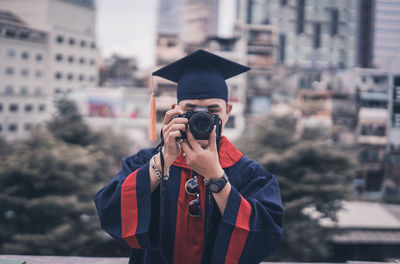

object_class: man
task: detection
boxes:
[94,50,283,264]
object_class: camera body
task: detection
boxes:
[173,106,221,140]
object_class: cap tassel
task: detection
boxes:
[149,78,157,141]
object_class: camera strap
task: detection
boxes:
[154,128,168,264]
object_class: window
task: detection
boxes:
[279,34,286,63]
[9,124,18,132]
[39,104,46,111]
[89,76,95,82]
[225,116,236,129]
[361,124,386,136]
[313,23,321,49]
[7,49,15,58]
[80,40,86,47]
[79,57,85,64]
[296,0,305,34]
[35,70,43,78]
[79,75,84,81]
[20,31,30,39]
[90,59,95,65]
[0,104,3,112]
[34,87,42,96]
[55,72,62,80]
[69,38,75,45]
[67,73,74,81]
[68,56,74,63]
[25,104,33,112]
[5,28,16,38]
[330,9,339,36]
[55,54,63,61]
[5,86,14,95]
[281,0,288,5]
[54,88,61,94]
[90,42,96,49]
[5,67,14,76]
[9,104,18,112]
[20,87,28,95]
[0,124,2,132]
[56,35,64,43]
[36,53,43,62]
[21,51,29,60]
[24,123,32,130]
[21,68,29,77]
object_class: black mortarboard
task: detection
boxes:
[152,49,250,102]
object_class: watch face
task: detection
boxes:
[209,184,219,193]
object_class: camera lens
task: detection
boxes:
[189,112,214,139]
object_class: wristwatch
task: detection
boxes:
[207,172,229,193]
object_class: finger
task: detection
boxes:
[167,123,186,133]
[163,118,187,135]
[166,130,182,142]
[186,126,201,151]
[208,126,217,151]
[181,141,194,155]
[163,107,184,125]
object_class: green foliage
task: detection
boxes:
[47,98,100,146]
[237,114,356,261]
[0,99,131,256]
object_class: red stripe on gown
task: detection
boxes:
[224,197,251,264]
[121,169,142,248]
[173,169,206,264]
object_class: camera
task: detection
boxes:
[173,106,221,140]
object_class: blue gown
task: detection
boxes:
[94,136,283,264]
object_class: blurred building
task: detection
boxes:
[68,87,151,150]
[373,0,400,71]
[0,0,98,96]
[239,24,279,115]
[353,69,389,196]
[182,0,219,50]
[306,201,400,261]
[357,0,375,68]
[239,0,357,69]
[157,0,183,36]
[99,55,139,87]
[0,10,49,141]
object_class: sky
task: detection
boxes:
[96,0,158,69]
[96,0,235,69]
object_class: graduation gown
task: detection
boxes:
[94,136,283,264]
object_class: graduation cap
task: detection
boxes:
[148,49,250,140]
[152,49,250,102]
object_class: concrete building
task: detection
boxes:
[68,87,151,150]
[239,0,358,69]
[357,0,375,68]
[182,0,219,50]
[373,0,400,71]
[305,201,400,261]
[157,0,183,36]
[0,0,98,96]
[353,69,389,196]
[99,55,138,88]
[0,10,49,141]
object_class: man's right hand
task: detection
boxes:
[161,105,188,169]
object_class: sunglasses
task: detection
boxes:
[185,175,201,217]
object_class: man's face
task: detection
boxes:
[177,98,232,146]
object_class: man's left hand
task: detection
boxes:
[181,126,224,181]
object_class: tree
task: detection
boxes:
[237,114,355,261]
[0,99,132,256]
[47,98,100,146]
